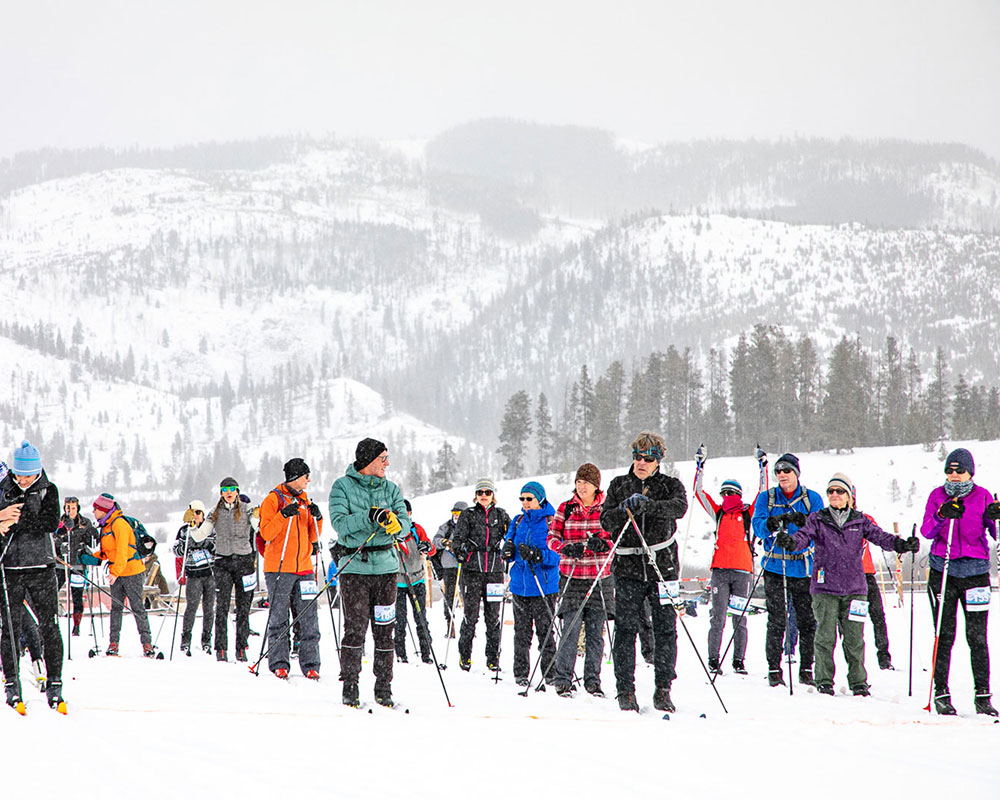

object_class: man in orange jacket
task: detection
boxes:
[259,458,323,680]
[91,493,154,657]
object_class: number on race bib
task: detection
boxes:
[241,573,257,592]
[966,586,990,611]
[70,573,86,587]
[486,582,505,602]
[191,550,210,567]
[374,604,396,625]
[848,599,869,623]
[299,580,319,600]
[727,594,749,616]
[658,581,680,606]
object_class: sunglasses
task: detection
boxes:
[633,454,658,464]
[192,510,205,515]
[220,486,239,493]
[519,496,536,503]
[720,489,741,497]
[826,487,848,496]
[476,489,493,496]
[944,467,967,475]
[775,467,795,475]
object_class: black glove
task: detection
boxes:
[519,543,543,564]
[453,542,469,560]
[984,502,1000,521]
[621,493,651,515]
[766,516,783,532]
[756,446,767,465]
[695,443,706,467]
[562,541,585,559]
[501,539,516,561]
[893,535,920,553]
[775,531,797,551]
[417,539,431,555]
[786,511,807,527]
[586,535,610,553]
[308,502,322,520]
[311,541,319,556]
[280,502,300,518]
[239,493,252,504]
[368,507,390,526]
[939,499,964,520]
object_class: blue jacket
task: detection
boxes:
[751,485,824,578]
[505,502,559,596]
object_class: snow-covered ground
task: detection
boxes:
[6,441,1000,797]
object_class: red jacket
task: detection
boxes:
[694,486,755,573]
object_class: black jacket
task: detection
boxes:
[451,503,511,575]
[0,470,60,569]
[600,468,687,582]
[56,513,97,572]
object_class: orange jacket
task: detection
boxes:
[95,510,146,578]
[259,484,321,574]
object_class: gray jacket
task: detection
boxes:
[432,519,459,569]
[210,500,254,557]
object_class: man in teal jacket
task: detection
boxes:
[329,438,410,708]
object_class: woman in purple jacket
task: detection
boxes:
[779,472,917,697]
[920,448,999,716]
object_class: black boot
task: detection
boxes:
[798,668,814,686]
[877,652,894,670]
[5,682,22,708]
[817,683,835,695]
[707,656,722,676]
[732,660,748,675]
[617,690,639,712]
[851,684,871,697]
[46,680,65,710]
[653,685,675,712]
[934,691,957,716]
[975,693,999,717]
[768,669,786,687]
[375,687,394,708]
[342,682,360,707]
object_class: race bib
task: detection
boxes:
[658,580,680,606]
[848,599,869,623]
[190,549,211,567]
[966,586,991,611]
[70,572,86,587]
[299,580,319,600]
[486,582,505,603]
[727,594,749,616]
[374,604,396,625]
[241,573,257,592]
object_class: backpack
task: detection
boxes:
[121,515,157,559]
[766,487,812,515]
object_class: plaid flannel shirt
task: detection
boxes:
[547,492,612,580]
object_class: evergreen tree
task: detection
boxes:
[535,393,554,473]
[593,360,625,466]
[925,346,950,440]
[497,390,533,478]
[405,460,425,496]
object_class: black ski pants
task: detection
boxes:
[214,554,255,653]
[764,571,815,672]
[612,575,676,693]
[394,582,432,660]
[512,593,557,681]
[340,572,396,692]
[441,567,459,625]
[458,570,504,665]
[928,568,990,694]
[865,573,891,663]
[1,566,63,685]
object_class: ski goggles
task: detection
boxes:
[220,485,239,493]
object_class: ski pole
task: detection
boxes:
[316,546,341,665]
[169,528,191,660]
[393,542,452,706]
[525,559,580,687]
[251,515,295,667]
[0,534,26,712]
[250,528,379,675]
[678,445,705,582]
[86,566,101,656]
[780,525,793,698]
[440,563,462,669]
[908,524,916,697]
[521,523,628,697]
[924,517,956,712]
[492,562,509,684]
[625,510,729,714]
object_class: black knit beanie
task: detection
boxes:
[354,438,387,471]
[283,458,310,482]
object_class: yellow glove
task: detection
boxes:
[384,511,403,537]
[183,508,196,524]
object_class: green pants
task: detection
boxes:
[811,593,868,689]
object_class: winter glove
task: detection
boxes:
[765,516,784,533]
[893,535,920,553]
[938,499,965,520]
[561,541,585,559]
[369,507,390,526]
[384,512,403,537]
[756,446,767,466]
[984,502,1000,521]
[183,508,196,524]
[417,539,432,555]
[308,502,322,520]
[586,535,610,554]
[501,539,516,561]
[621,493,651,515]
[239,494,252,505]
[78,552,101,567]
[280,502,300,518]
[311,541,319,556]
[518,543,544,564]
[775,530,797,551]
[785,511,807,527]
[695,443,707,468]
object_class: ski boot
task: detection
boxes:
[975,693,999,717]
[396,653,408,663]
[342,682,360,707]
[851,684,871,697]
[106,642,119,657]
[459,657,472,672]
[515,676,529,687]
[235,647,248,662]
[180,643,191,657]
[732,660,748,675]
[707,657,722,676]
[216,649,227,662]
[768,669,786,687]
[877,652,894,670]
[934,692,957,716]
[374,687,394,708]
[421,653,433,664]
[5,682,25,715]
[555,684,575,697]
[274,668,289,680]
[617,690,639,712]
[202,643,212,654]
[305,670,320,681]
[798,667,814,686]
[584,680,605,697]
[817,683,835,696]
[142,643,157,658]
[47,680,67,714]
[487,660,500,673]
[653,686,675,713]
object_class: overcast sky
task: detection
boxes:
[2,0,998,160]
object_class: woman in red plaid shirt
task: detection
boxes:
[547,463,614,697]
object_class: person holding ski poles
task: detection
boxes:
[777,472,918,697]
[329,438,410,708]
[693,447,763,677]
[600,431,688,713]
[0,442,65,713]
[55,496,96,637]
[258,458,323,681]
[210,478,256,662]
[751,453,822,689]
[547,463,613,697]
[432,501,467,638]
[394,499,436,664]
[89,493,155,658]
[451,478,510,673]
[173,500,215,656]
[502,481,558,687]
[920,448,998,716]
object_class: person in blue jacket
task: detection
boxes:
[502,481,559,687]
[750,453,824,688]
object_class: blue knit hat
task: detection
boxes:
[945,448,975,477]
[520,481,546,504]
[720,479,742,495]
[11,440,41,476]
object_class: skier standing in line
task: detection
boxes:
[394,499,435,664]
[432,501,467,638]
[173,500,216,655]
[210,478,256,662]
[55,496,96,636]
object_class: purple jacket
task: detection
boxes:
[920,485,997,560]
[787,508,898,596]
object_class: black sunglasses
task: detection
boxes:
[775,467,795,475]
[826,487,848,496]
[944,467,967,475]
[633,455,657,464]
[519,496,535,502]
[720,489,741,497]
[476,489,493,496]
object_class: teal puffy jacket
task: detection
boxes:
[329,465,410,576]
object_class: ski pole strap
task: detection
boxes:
[766,546,813,561]
[616,537,675,556]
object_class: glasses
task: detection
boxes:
[775,467,795,475]
[944,467,968,475]
[720,489,740,497]
[220,486,239,493]
[375,455,389,463]
[519,496,535,503]
[476,489,493,496]
[633,454,657,464]
[826,488,848,496]
[193,510,205,515]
